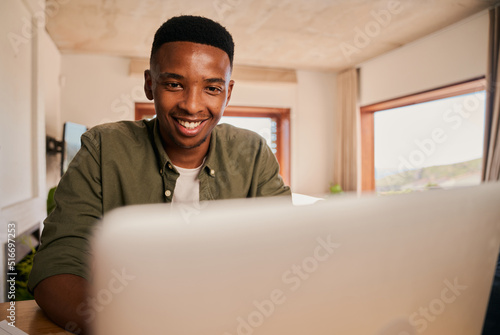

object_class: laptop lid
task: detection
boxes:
[91,182,500,335]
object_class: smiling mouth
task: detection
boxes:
[177,119,203,130]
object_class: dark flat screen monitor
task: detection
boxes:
[61,121,87,176]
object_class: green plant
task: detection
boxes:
[15,238,36,301]
[47,186,57,215]
[329,183,344,194]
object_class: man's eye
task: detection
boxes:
[207,86,222,94]
[164,82,182,90]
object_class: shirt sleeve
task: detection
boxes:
[254,137,292,198]
[28,131,103,292]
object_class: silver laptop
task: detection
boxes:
[90,182,500,335]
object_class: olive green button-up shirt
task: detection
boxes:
[28,118,290,291]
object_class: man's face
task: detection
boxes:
[144,41,234,152]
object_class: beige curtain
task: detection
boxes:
[483,6,500,182]
[333,68,360,192]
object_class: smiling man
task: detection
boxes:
[28,16,290,334]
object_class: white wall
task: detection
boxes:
[360,10,488,106]
[294,71,337,195]
[1,1,34,209]
[229,80,297,109]
[60,55,149,127]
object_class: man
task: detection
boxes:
[28,15,290,333]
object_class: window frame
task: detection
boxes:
[360,77,486,192]
[135,103,291,186]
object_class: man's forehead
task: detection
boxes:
[151,41,232,76]
[153,41,231,65]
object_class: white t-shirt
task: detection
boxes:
[171,163,202,205]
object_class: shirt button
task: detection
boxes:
[159,169,163,175]
[167,163,173,169]
[210,169,215,176]
[165,190,171,197]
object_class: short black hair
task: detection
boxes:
[150,15,234,68]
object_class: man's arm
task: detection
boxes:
[29,131,104,334]
[254,137,291,197]
[34,274,90,334]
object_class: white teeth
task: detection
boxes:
[178,120,202,129]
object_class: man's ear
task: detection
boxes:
[144,69,154,101]
[225,80,235,107]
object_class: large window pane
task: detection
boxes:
[374,91,486,194]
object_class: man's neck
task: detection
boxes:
[163,137,210,169]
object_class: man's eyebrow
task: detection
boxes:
[205,78,226,85]
[158,72,184,80]
[157,73,226,85]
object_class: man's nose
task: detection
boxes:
[179,88,204,114]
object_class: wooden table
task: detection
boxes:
[0,300,71,335]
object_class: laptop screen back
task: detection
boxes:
[91,182,500,335]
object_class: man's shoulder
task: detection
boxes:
[211,124,271,164]
[214,123,264,144]
[84,119,153,144]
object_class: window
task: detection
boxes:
[222,106,290,186]
[135,104,291,186]
[360,78,486,194]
